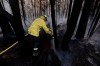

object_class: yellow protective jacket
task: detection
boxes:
[28,18,51,37]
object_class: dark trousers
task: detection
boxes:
[28,34,39,48]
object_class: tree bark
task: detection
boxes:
[50,0,58,48]
[61,0,83,50]
[75,0,94,39]
[89,4,100,38]
[9,0,32,59]
[20,0,26,22]
[0,3,14,37]
[88,1,100,37]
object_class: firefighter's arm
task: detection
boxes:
[42,22,52,35]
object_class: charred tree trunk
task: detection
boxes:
[75,0,94,39]
[67,0,72,25]
[88,2,100,38]
[20,0,26,22]
[40,0,42,15]
[0,16,13,37]
[50,0,58,48]
[0,5,13,22]
[0,0,5,9]
[0,3,14,38]
[9,0,32,59]
[61,0,83,51]
[9,0,25,41]
[89,4,100,38]
[91,0,99,17]
[31,0,34,19]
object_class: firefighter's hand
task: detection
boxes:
[49,29,53,36]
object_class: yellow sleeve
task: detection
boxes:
[42,21,51,34]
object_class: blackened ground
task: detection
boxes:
[0,38,100,66]
[0,26,100,66]
[0,33,62,66]
[0,42,62,66]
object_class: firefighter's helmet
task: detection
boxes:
[40,15,47,21]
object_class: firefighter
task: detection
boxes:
[28,15,52,56]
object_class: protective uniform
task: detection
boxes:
[28,16,52,56]
[28,17,51,37]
